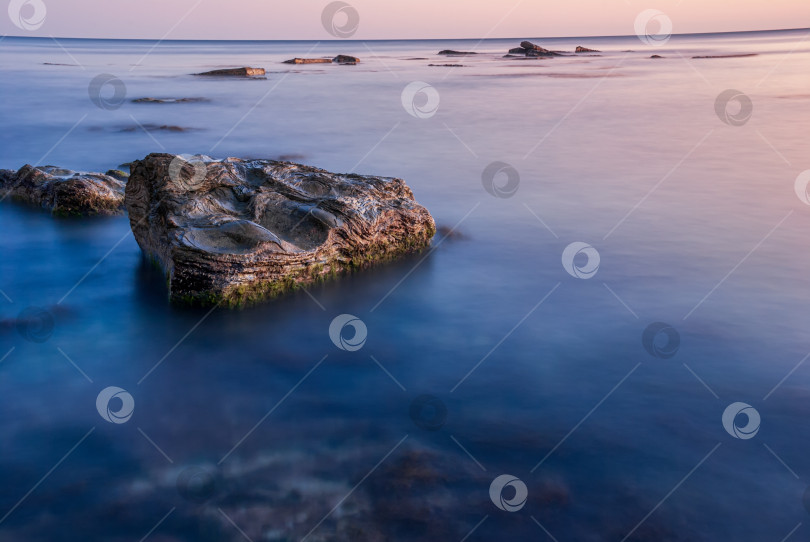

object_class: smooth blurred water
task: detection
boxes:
[1,30,810,541]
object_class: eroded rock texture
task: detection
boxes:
[0,165,126,216]
[125,154,435,306]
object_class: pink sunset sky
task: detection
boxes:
[2,0,809,40]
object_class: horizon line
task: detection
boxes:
[1,26,808,43]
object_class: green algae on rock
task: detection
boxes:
[125,153,435,306]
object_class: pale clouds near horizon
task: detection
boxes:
[2,0,809,39]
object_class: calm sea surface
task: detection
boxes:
[1,30,810,541]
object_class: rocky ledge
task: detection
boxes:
[0,165,126,216]
[125,154,435,306]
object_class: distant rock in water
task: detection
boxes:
[118,124,192,133]
[507,41,562,57]
[132,97,209,104]
[332,55,360,64]
[0,165,125,216]
[650,54,664,59]
[691,53,758,59]
[575,46,600,53]
[283,58,333,64]
[437,50,477,55]
[429,63,464,67]
[125,153,436,306]
[194,67,265,77]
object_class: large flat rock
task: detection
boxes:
[0,165,126,216]
[125,154,435,306]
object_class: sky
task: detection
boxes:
[2,0,809,40]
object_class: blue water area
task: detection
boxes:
[1,29,810,541]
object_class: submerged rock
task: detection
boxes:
[283,58,333,64]
[132,97,209,104]
[437,50,477,55]
[575,46,600,53]
[0,165,125,216]
[125,154,435,306]
[194,67,265,77]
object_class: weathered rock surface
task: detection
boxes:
[283,58,333,64]
[437,50,477,55]
[195,67,265,76]
[575,46,600,53]
[0,165,125,216]
[125,154,435,306]
[333,55,360,64]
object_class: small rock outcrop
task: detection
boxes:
[333,55,360,64]
[437,50,477,56]
[575,46,600,53]
[283,58,332,64]
[194,67,265,77]
[0,165,126,216]
[125,154,435,306]
[507,41,562,57]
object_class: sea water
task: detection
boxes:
[1,30,810,541]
